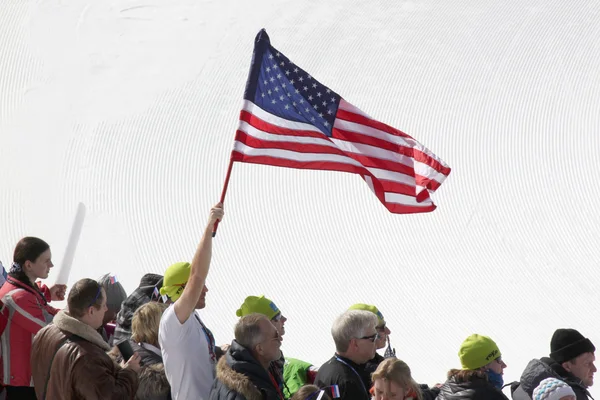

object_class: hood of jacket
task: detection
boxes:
[215,340,276,400]
[519,357,590,396]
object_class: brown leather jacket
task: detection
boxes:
[31,310,139,400]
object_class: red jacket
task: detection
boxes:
[0,276,59,387]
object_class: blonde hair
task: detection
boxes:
[131,302,168,346]
[372,358,422,400]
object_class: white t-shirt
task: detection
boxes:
[159,305,215,400]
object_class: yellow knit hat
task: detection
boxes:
[159,262,190,301]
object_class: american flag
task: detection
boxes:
[231,29,451,213]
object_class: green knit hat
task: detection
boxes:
[348,303,385,325]
[236,295,280,320]
[459,334,501,370]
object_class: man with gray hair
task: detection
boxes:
[210,313,284,400]
[315,310,379,400]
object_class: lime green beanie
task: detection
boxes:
[348,303,385,325]
[159,262,190,301]
[459,334,501,370]
[236,295,280,320]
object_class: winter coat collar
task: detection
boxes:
[53,310,111,351]
[216,356,264,400]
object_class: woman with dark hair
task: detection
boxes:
[437,334,509,400]
[0,237,67,399]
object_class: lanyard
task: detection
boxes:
[335,356,368,397]
[268,371,285,400]
[194,313,217,365]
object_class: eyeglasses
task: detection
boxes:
[272,313,283,322]
[358,333,380,342]
[376,323,386,332]
[495,357,503,364]
[88,286,102,307]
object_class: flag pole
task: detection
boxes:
[212,159,234,237]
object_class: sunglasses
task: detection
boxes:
[272,313,284,322]
[376,323,387,331]
[358,332,380,342]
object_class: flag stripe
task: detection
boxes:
[241,100,321,133]
[233,137,430,199]
[332,123,450,177]
[240,109,325,139]
[238,111,438,189]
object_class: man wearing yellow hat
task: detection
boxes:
[158,204,224,400]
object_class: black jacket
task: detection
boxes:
[315,355,371,400]
[436,375,508,400]
[132,342,163,367]
[510,357,593,400]
[209,341,283,400]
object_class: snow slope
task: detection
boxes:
[2,0,600,394]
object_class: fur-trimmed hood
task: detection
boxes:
[216,356,264,400]
[211,340,281,400]
[53,310,111,351]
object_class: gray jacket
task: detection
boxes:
[510,357,593,400]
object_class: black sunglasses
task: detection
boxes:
[358,333,379,342]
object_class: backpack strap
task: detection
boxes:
[42,334,82,400]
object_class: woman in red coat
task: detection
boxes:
[0,237,66,400]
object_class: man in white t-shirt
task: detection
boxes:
[159,204,224,400]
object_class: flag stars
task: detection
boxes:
[266,67,271,72]
[313,104,319,110]
[330,97,336,103]
[290,79,295,84]
[279,95,285,101]
[305,107,310,112]
[268,54,274,60]
[276,52,280,57]
[294,68,299,73]
[268,89,272,95]
[317,92,322,97]
[261,93,266,98]
[308,95,313,101]
[319,112,323,118]
[274,87,280,92]
[307,75,312,80]
[312,83,317,89]
[311,116,316,122]
[295,89,300,94]
[324,121,329,127]
[298,77,304,82]
[263,80,268,85]
[272,65,278,70]
[281,83,286,88]
[269,77,275,83]
[285,70,290,76]
[299,99,304,104]
[287,93,292,97]
[280,61,285,66]
[326,89,331,94]
[271,99,276,104]
[303,86,308,91]
[284,104,289,110]
[277,73,282,79]
[327,109,333,115]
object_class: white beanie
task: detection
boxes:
[533,378,576,400]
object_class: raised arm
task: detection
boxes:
[174,203,224,324]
